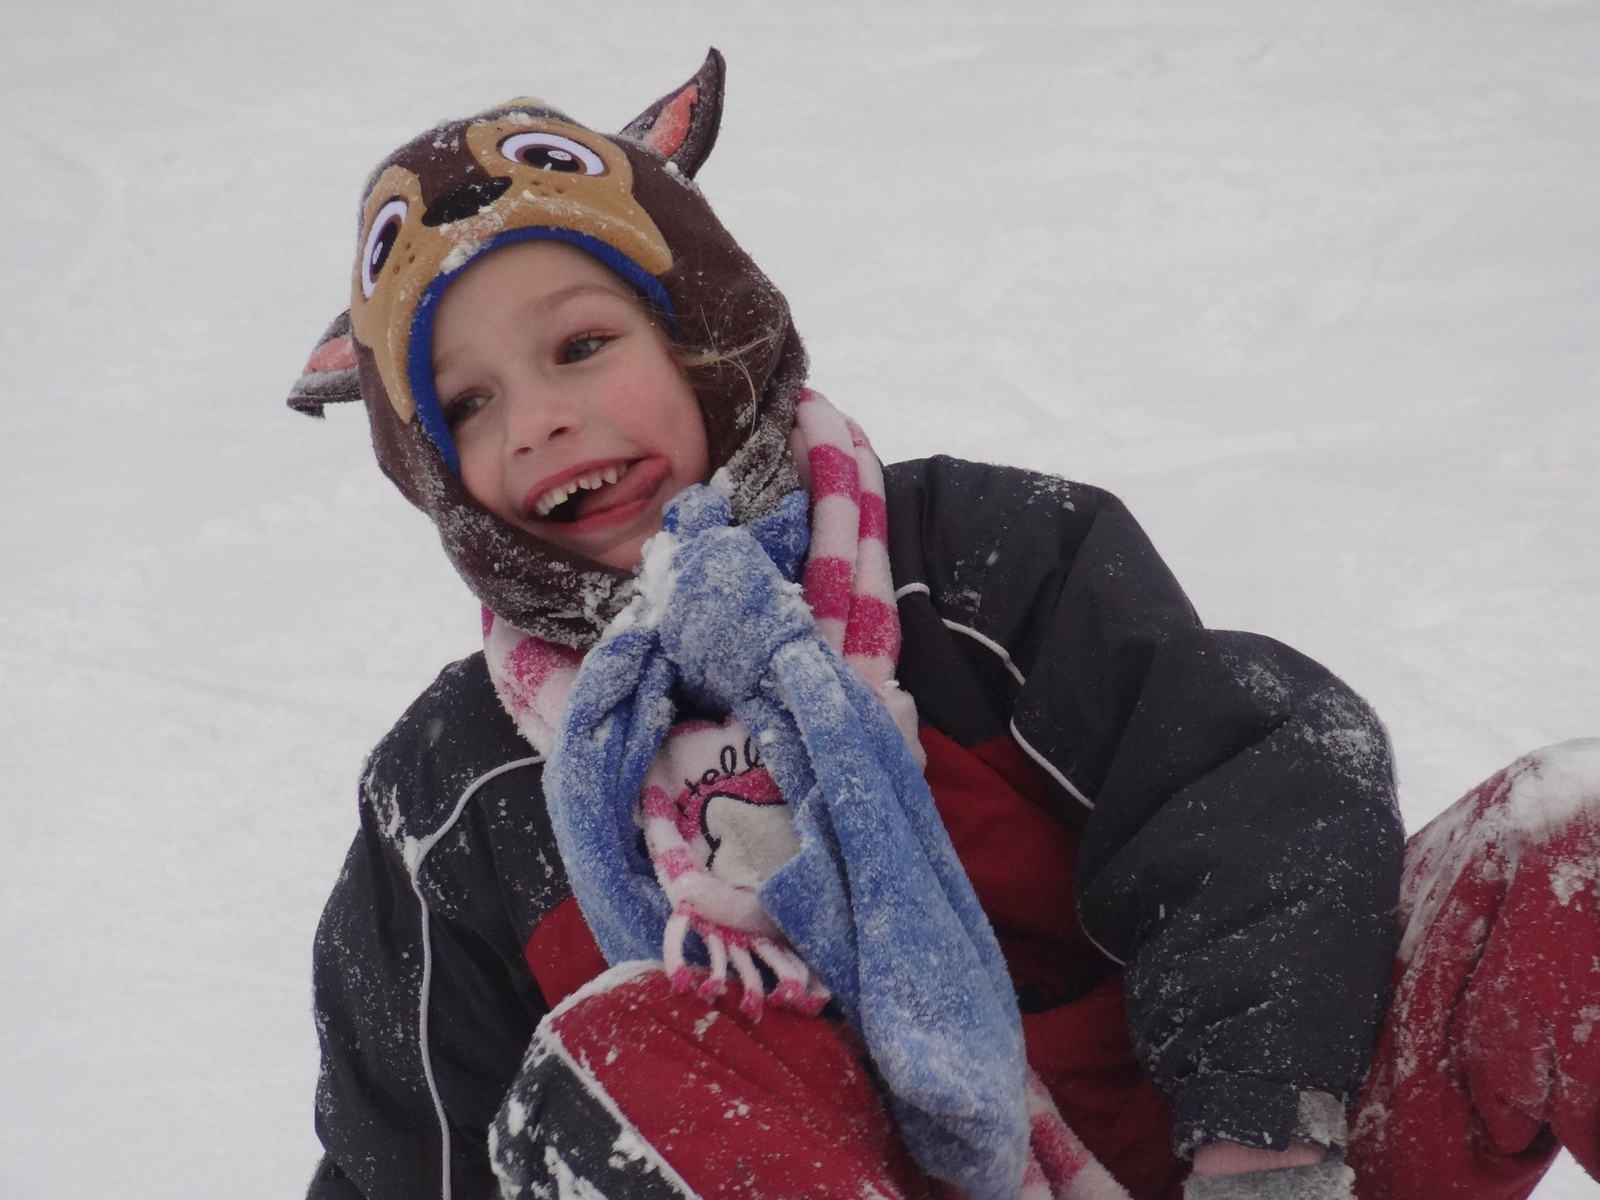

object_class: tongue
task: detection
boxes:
[570,458,670,521]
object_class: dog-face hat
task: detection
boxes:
[289,51,806,646]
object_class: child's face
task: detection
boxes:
[432,241,709,570]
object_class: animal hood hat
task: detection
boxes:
[288,50,806,647]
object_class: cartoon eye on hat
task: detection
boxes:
[499,132,607,175]
[361,198,408,299]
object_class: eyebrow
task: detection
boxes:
[531,281,633,314]
[432,281,633,375]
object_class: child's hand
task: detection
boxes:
[1190,1142,1325,1176]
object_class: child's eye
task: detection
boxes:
[560,334,609,364]
[445,393,490,427]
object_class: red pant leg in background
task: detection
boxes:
[1349,740,1600,1200]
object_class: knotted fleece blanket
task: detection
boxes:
[544,486,1030,1200]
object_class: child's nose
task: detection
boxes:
[504,382,582,454]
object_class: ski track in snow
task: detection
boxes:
[1,1,1596,1196]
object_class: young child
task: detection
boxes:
[289,52,1600,1200]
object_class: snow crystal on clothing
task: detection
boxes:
[1574,1006,1600,1047]
[1399,739,1600,962]
[503,1097,528,1138]
[1295,1089,1348,1150]
[608,1127,653,1168]
[439,240,483,275]
[543,1145,608,1200]
[544,961,663,1022]
[1490,739,1600,835]
[599,528,682,641]
[1550,856,1599,908]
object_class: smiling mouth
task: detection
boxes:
[531,463,630,522]
[526,458,672,528]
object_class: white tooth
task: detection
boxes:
[603,466,620,485]
[580,475,601,490]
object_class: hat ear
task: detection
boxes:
[287,310,361,417]
[619,48,725,179]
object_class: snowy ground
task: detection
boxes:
[2,0,1596,1196]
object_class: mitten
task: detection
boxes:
[1184,1161,1355,1200]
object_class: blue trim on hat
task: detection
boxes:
[405,227,677,476]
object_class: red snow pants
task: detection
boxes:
[1348,743,1600,1199]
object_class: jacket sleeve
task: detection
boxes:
[307,658,553,1200]
[884,456,1405,1156]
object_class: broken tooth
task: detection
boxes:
[535,485,570,516]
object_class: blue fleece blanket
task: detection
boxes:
[543,484,1029,1200]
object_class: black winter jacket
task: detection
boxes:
[307,457,1404,1200]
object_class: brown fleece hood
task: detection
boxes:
[288,50,806,647]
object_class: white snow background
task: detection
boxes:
[2,0,1596,1196]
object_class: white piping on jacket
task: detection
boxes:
[895,586,1089,806]
[1006,719,1096,813]
[939,617,1027,687]
[895,584,1125,966]
[937,619,1125,967]
[406,754,544,1200]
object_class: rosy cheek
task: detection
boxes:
[455,441,505,517]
